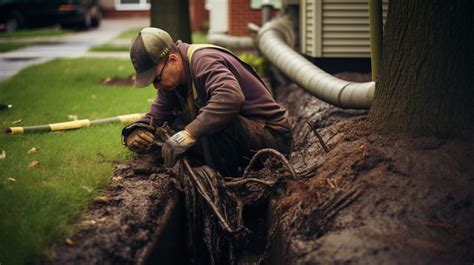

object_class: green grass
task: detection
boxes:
[0,28,72,39]
[89,29,209,52]
[0,42,28,52]
[116,28,141,40]
[89,44,130,52]
[0,58,156,265]
[192,31,208,44]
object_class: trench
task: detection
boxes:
[138,193,276,265]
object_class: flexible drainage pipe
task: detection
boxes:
[257,16,375,109]
[207,33,255,49]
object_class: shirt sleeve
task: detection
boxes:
[185,52,245,138]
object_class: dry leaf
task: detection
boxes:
[111,176,123,182]
[94,196,109,203]
[68,115,78,121]
[65,238,74,245]
[27,147,40,154]
[7,177,16,183]
[80,185,93,193]
[81,220,96,226]
[11,119,22,124]
[101,77,112,85]
[28,159,41,169]
[0,150,5,160]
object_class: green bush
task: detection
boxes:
[238,53,269,77]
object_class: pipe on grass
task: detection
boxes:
[5,113,145,134]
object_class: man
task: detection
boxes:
[122,27,292,178]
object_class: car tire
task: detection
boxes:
[91,6,102,28]
[81,8,92,29]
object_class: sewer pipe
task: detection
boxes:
[207,33,255,49]
[257,16,375,109]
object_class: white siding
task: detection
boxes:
[301,0,389,58]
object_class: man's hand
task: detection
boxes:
[162,130,196,167]
[125,128,155,153]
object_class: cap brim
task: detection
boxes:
[134,65,157,88]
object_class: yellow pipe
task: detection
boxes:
[6,113,145,135]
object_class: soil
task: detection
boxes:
[46,155,180,265]
[47,73,474,264]
[272,79,474,265]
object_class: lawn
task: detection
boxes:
[0,58,156,265]
[89,28,209,52]
[0,28,72,53]
[0,28,71,39]
[0,42,28,52]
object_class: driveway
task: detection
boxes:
[0,18,148,82]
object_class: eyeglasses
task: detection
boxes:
[154,56,169,84]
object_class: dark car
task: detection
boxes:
[0,0,101,32]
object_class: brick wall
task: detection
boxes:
[190,0,209,32]
[228,0,279,36]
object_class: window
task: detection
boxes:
[115,0,150,10]
[250,0,281,9]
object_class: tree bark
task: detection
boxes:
[369,0,474,137]
[150,0,192,43]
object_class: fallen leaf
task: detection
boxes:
[27,147,40,154]
[68,115,78,121]
[101,77,112,85]
[80,185,93,193]
[97,217,107,222]
[65,238,74,245]
[94,196,109,203]
[111,176,123,182]
[7,177,16,183]
[11,119,22,124]
[81,220,97,226]
[0,150,5,160]
[28,159,41,169]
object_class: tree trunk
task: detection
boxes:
[369,0,474,137]
[150,0,192,43]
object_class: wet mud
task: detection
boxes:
[46,155,183,265]
[47,72,473,264]
[272,79,474,265]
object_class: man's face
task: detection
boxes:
[153,54,182,91]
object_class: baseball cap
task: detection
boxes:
[130,27,174,87]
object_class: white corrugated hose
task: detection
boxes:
[257,16,375,109]
[207,33,255,49]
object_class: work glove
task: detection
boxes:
[125,128,155,153]
[162,130,196,167]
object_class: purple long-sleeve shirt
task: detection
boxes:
[138,41,290,138]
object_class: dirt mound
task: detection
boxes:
[46,155,181,265]
[272,83,474,265]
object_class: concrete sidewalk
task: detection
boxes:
[0,18,148,82]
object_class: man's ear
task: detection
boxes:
[169,53,179,64]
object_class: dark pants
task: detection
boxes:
[189,116,292,178]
